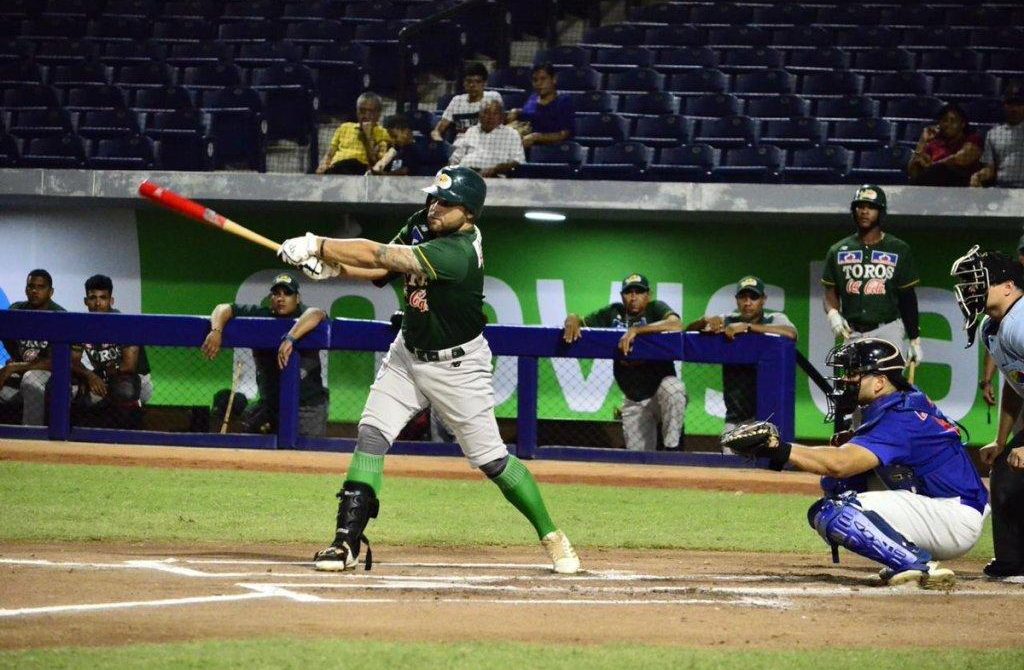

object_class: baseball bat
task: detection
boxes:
[220,362,244,434]
[137,180,280,253]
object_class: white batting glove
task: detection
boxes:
[908,338,923,364]
[827,308,852,339]
[278,232,320,267]
[302,259,341,281]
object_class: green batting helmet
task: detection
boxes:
[421,166,487,217]
[850,184,887,213]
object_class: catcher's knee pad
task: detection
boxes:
[479,454,510,479]
[808,492,931,572]
[332,481,380,569]
[356,424,391,456]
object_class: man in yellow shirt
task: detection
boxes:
[316,92,391,175]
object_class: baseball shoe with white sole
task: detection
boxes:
[542,529,581,574]
[313,542,358,572]
[881,561,955,590]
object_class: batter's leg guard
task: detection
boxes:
[807,492,933,576]
[314,481,380,572]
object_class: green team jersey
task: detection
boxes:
[721,310,794,422]
[821,233,918,328]
[231,303,327,405]
[80,309,151,379]
[396,209,487,351]
[583,300,679,402]
[3,300,66,364]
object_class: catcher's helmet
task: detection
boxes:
[421,166,487,217]
[950,244,1024,347]
[850,184,887,213]
[824,338,909,421]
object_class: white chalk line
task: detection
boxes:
[0,591,273,618]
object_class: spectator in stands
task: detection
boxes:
[563,273,687,452]
[431,62,502,142]
[685,276,798,453]
[907,103,982,187]
[316,92,390,175]
[0,269,67,426]
[448,99,525,178]
[371,114,420,176]
[201,273,329,437]
[972,80,1024,189]
[72,274,152,428]
[507,63,575,149]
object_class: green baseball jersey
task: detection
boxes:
[396,209,487,351]
[3,300,66,363]
[583,300,679,402]
[821,233,918,327]
[721,310,794,422]
[80,309,151,379]
[231,303,327,405]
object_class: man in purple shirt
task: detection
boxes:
[508,63,575,149]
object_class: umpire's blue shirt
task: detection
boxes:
[849,391,988,513]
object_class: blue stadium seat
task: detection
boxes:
[0,61,44,87]
[580,23,645,48]
[155,134,213,170]
[606,68,664,94]
[733,69,795,96]
[281,0,347,22]
[0,38,33,62]
[846,145,912,185]
[344,1,398,23]
[693,115,757,147]
[160,0,222,21]
[76,108,140,139]
[488,66,532,92]
[772,26,834,49]
[533,46,590,69]
[707,26,770,48]
[87,15,151,42]
[236,42,303,68]
[44,0,103,18]
[969,27,1024,51]
[222,0,280,21]
[31,39,100,67]
[631,114,691,148]
[753,3,815,26]
[0,132,20,167]
[2,84,61,110]
[884,96,945,122]
[500,90,527,110]
[646,143,715,182]
[744,94,809,119]
[867,71,932,99]
[151,18,217,43]
[86,133,155,169]
[100,41,168,67]
[816,3,876,28]
[304,43,369,68]
[828,118,893,149]
[683,93,741,118]
[517,141,584,179]
[760,117,824,148]
[720,47,783,72]
[404,109,434,137]
[554,67,601,93]
[571,91,615,114]
[917,48,982,74]
[654,46,718,73]
[578,141,650,180]
[957,6,1015,28]
[710,144,783,183]
[786,145,850,184]
[591,47,655,73]
[21,16,86,39]
[800,71,863,98]
[105,0,160,19]
[815,96,879,120]
[692,4,755,27]
[251,64,317,143]
[132,86,194,112]
[182,63,243,91]
[985,51,1024,78]
[903,27,968,50]
[8,107,74,137]
[285,20,351,46]
[574,113,628,147]
[50,62,110,88]
[620,91,677,116]
[0,0,35,22]
[934,72,999,101]
[644,25,705,49]
[165,42,234,68]
[20,132,86,168]
[117,63,175,89]
[852,48,915,74]
[630,2,691,24]
[204,106,266,171]
[409,137,451,176]
[879,4,945,28]
[961,97,1005,126]
[785,48,849,74]
[667,68,728,95]
[835,26,896,49]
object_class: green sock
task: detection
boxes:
[345,450,384,495]
[491,456,557,539]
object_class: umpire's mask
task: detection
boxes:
[951,245,1023,348]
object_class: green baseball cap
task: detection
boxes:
[735,275,765,297]
[270,272,300,294]
[621,273,650,292]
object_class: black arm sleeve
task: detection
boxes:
[897,287,920,340]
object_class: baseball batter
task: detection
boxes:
[278,166,580,574]
[821,185,922,366]
[952,246,1024,579]
[721,338,988,589]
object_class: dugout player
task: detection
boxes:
[564,274,686,451]
[278,166,581,574]
[201,274,329,437]
[724,338,988,588]
[951,246,1024,580]
[821,185,922,367]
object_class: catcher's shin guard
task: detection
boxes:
[808,492,932,573]
[317,481,380,571]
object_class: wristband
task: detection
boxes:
[210,327,222,333]
[767,442,793,471]
[980,380,992,388]
[284,334,298,344]
[318,237,326,258]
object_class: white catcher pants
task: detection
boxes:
[359,333,508,468]
[857,489,988,561]
[620,376,687,451]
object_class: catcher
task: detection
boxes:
[722,338,988,588]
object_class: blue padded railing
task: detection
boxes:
[0,311,795,466]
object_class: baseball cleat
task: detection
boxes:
[983,559,1024,580]
[542,529,581,575]
[313,542,358,572]
[882,561,955,589]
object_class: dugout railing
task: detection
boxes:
[0,310,795,467]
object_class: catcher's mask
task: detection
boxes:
[824,338,910,422]
[950,245,1023,348]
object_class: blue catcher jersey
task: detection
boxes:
[849,391,988,513]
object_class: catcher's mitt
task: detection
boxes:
[720,420,792,470]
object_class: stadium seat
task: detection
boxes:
[867,71,932,99]
[151,18,217,43]
[917,48,982,75]
[884,96,945,122]
[720,47,783,72]
[0,132,20,167]
[957,6,1015,28]
[500,90,527,110]
[903,27,968,50]
[117,63,175,89]
[667,69,728,96]
[533,46,590,69]
[578,141,650,180]
[44,0,103,19]
[182,63,243,91]
[645,143,715,182]
[786,145,850,184]
[489,66,532,93]
[835,26,895,49]
[409,137,452,176]
[710,144,783,183]
[644,25,705,49]
[630,2,691,24]
[205,107,266,171]
[734,69,795,97]
[816,3,876,28]
[165,42,234,69]
[591,47,655,73]
[846,145,912,185]
[2,84,61,111]
[753,3,815,26]
[828,118,893,149]
[31,39,100,67]
[986,51,1024,78]
[772,26,834,49]
[76,108,140,139]
[20,16,86,39]
[606,68,665,94]
[961,97,1005,126]
[251,64,317,143]
[880,4,945,28]
[852,47,915,74]
[87,15,151,43]
[154,135,213,170]
[517,141,584,179]
[8,107,74,137]
[691,2,754,26]
[0,38,33,62]
[580,23,645,48]
[693,115,757,147]
[759,117,824,149]
[19,132,86,168]
[285,20,350,47]
[800,71,863,98]
[343,1,398,23]
[654,46,718,73]
[160,0,222,21]
[105,0,160,19]
[50,62,110,88]
[707,26,770,48]
[683,93,741,119]
[86,133,155,169]
[815,96,879,121]
[574,113,628,148]
[934,72,1000,101]
[132,86,194,112]
[143,107,205,140]
[236,42,303,68]
[630,114,691,148]
[405,109,434,137]
[554,67,601,93]
[744,95,810,120]
[310,62,370,115]
[0,61,44,87]
[100,41,168,67]
[304,43,369,68]
[281,0,347,22]
[620,92,677,116]
[571,91,615,114]
[785,48,849,74]
[221,0,280,21]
